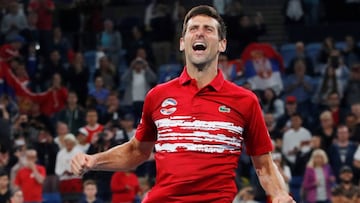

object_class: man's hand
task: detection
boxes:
[272,193,296,203]
[71,153,97,176]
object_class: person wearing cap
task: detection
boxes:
[76,127,90,153]
[55,133,83,202]
[276,95,300,133]
[331,165,360,203]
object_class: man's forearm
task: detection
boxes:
[252,154,288,198]
[92,140,153,171]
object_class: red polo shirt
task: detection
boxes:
[14,165,46,202]
[136,67,273,202]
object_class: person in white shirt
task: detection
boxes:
[282,113,312,166]
[55,133,83,202]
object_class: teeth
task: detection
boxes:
[194,42,206,47]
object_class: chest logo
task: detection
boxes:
[160,98,177,115]
[219,105,230,113]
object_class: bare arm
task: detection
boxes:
[251,153,294,203]
[71,138,155,175]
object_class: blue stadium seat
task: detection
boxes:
[157,64,182,84]
[335,41,346,51]
[42,193,62,203]
[305,42,322,65]
[279,43,296,68]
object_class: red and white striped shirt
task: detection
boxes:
[136,68,273,202]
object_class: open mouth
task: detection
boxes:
[192,42,207,51]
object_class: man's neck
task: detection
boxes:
[68,104,77,110]
[86,196,96,203]
[186,64,218,89]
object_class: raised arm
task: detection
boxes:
[71,138,155,175]
[251,153,295,203]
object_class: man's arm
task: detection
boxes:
[71,138,155,175]
[251,153,295,203]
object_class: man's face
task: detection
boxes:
[86,112,98,125]
[337,127,349,142]
[0,175,9,188]
[180,15,226,70]
[327,93,340,107]
[67,93,78,105]
[84,184,97,198]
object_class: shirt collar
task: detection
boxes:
[179,67,225,91]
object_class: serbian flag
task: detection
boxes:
[241,43,285,95]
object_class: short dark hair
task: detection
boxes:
[83,179,97,187]
[182,5,226,40]
[0,169,8,177]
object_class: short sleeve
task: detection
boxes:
[135,90,157,142]
[354,146,360,161]
[243,94,273,156]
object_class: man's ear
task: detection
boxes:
[219,39,227,53]
[180,37,184,51]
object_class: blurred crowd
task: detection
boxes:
[0,0,359,203]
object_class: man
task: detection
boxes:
[13,149,46,203]
[331,165,360,203]
[0,170,10,203]
[71,5,294,203]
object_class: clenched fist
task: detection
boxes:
[71,153,97,176]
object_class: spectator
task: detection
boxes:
[110,170,140,203]
[34,128,59,197]
[27,102,54,142]
[276,96,300,133]
[302,149,335,203]
[331,165,360,203]
[100,91,123,128]
[317,37,336,65]
[79,179,104,203]
[1,2,27,42]
[327,125,357,182]
[20,12,39,44]
[261,88,284,120]
[25,42,40,89]
[40,49,66,89]
[264,112,282,151]
[76,127,90,153]
[148,2,174,67]
[49,26,71,64]
[9,188,23,203]
[345,112,357,137]
[303,0,320,26]
[315,50,349,104]
[85,129,117,202]
[318,91,348,127]
[236,14,266,57]
[55,133,83,203]
[283,0,305,25]
[313,110,337,151]
[113,113,136,144]
[57,91,86,135]
[83,109,104,144]
[0,145,11,173]
[9,138,27,189]
[97,19,122,66]
[284,59,315,117]
[94,56,118,90]
[54,122,69,149]
[127,25,154,66]
[89,76,110,113]
[341,35,360,67]
[0,169,10,203]
[28,0,55,57]
[121,57,156,124]
[350,103,360,144]
[64,52,89,107]
[282,113,312,167]
[13,149,46,203]
[343,64,360,106]
[286,41,315,76]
